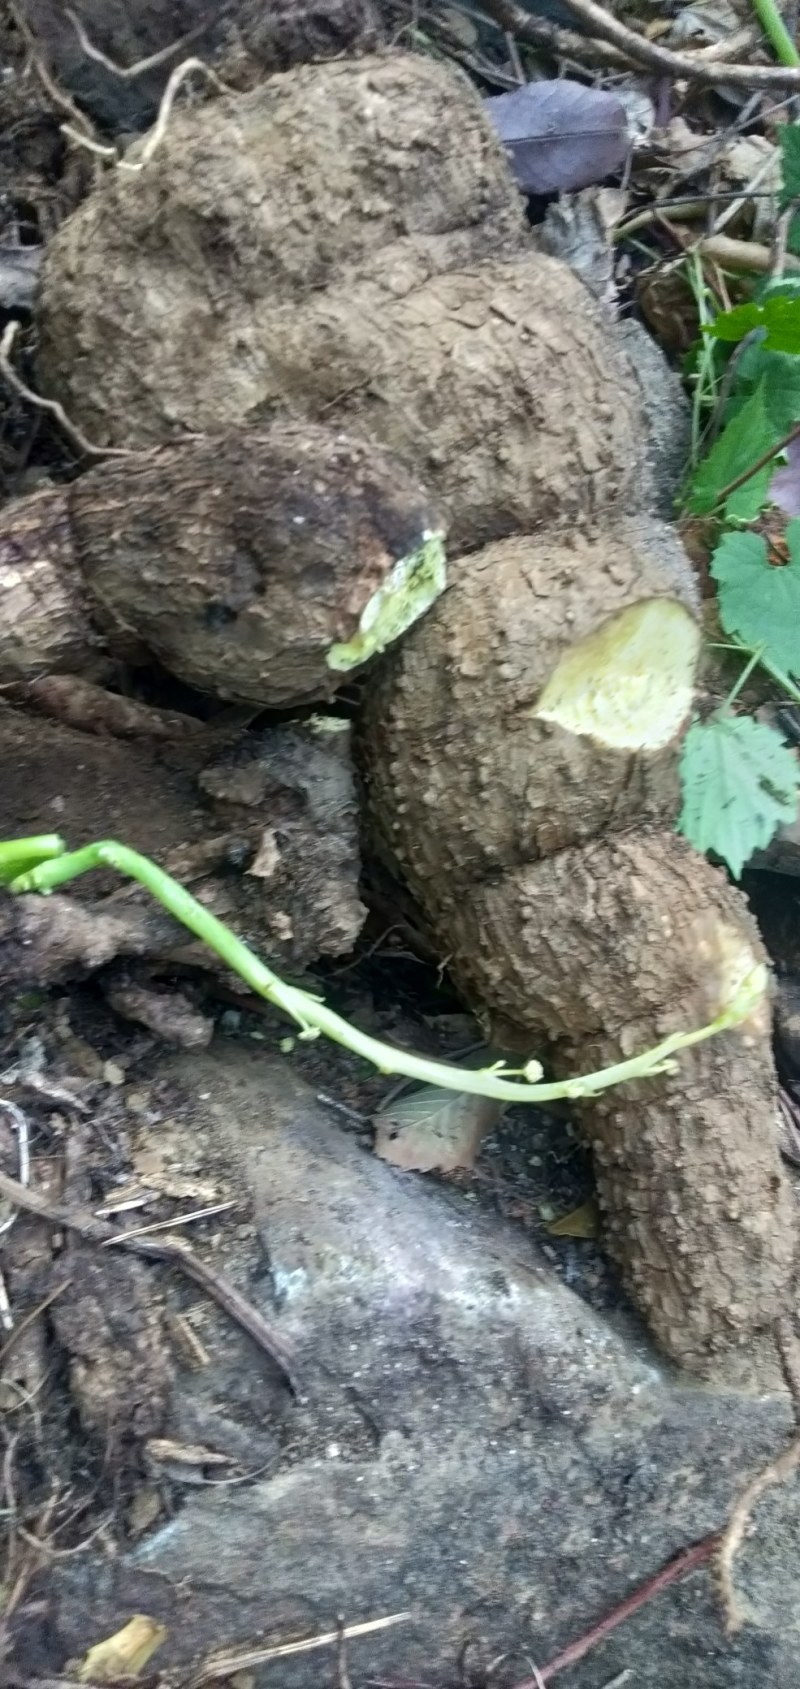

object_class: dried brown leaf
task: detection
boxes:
[374,1086,502,1173]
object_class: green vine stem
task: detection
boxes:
[751,0,800,66]
[7,837,766,1106]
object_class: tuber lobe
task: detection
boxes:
[361,530,797,1380]
[0,423,444,706]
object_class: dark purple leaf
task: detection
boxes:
[484,79,629,195]
[771,436,800,515]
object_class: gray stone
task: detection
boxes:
[41,1046,800,1687]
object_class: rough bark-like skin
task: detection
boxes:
[42,248,642,552]
[434,833,796,1378]
[35,56,648,549]
[0,424,440,705]
[365,523,698,887]
[37,54,527,432]
[0,485,106,683]
[361,535,798,1379]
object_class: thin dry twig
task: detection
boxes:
[714,416,800,506]
[478,0,800,86]
[0,323,131,462]
[65,7,209,80]
[101,1200,236,1244]
[690,233,800,273]
[188,1611,412,1684]
[0,1100,30,1200]
[0,1167,299,1393]
[0,1280,71,1372]
[716,1436,800,1632]
[7,0,95,140]
[509,1534,718,1686]
[336,1614,354,1689]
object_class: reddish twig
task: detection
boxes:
[713,417,800,508]
[509,1534,718,1687]
[478,0,800,86]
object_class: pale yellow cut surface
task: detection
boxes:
[533,599,700,751]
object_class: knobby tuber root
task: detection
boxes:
[25,44,798,1373]
[366,524,701,883]
[362,533,797,1379]
[0,423,443,705]
[36,54,646,549]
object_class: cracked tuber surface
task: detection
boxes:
[36,54,644,550]
[0,423,442,705]
[361,531,797,1379]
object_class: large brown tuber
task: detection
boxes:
[361,526,796,1379]
[26,46,799,1375]
[36,55,643,550]
[0,423,443,705]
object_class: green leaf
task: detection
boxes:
[707,302,764,344]
[678,714,799,877]
[711,522,800,674]
[707,295,800,354]
[778,123,800,205]
[729,339,800,433]
[689,382,779,518]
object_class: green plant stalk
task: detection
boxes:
[724,644,767,709]
[710,640,800,705]
[751,0,800,66]
[0,834,65,885]
[7,839,766,1106]
[687,250,721,470]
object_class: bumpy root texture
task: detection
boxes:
[37,53,526,435]
[361,535,797,1378]
[364,523,701,893]
[211,253,642,550]
[0,424,443,705]
[35,55,647,549]
[0,485,106,682]
[443,834,796,1380]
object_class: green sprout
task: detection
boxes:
[4,836,765,1105]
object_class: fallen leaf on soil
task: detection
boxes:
[548,1200,599,1238]
[484,80,629,195]
[77,1616,167,1682]
[374,1086,502,1173]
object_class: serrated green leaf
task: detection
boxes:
[678,715,799,877]
[707,302,764,344]
[779,123,800,205]
[711,523,800,675]
[707,295,800,354]
[730,339,800,433]
[689,382,780,518]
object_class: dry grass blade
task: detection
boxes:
[189,1611,412,1684]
